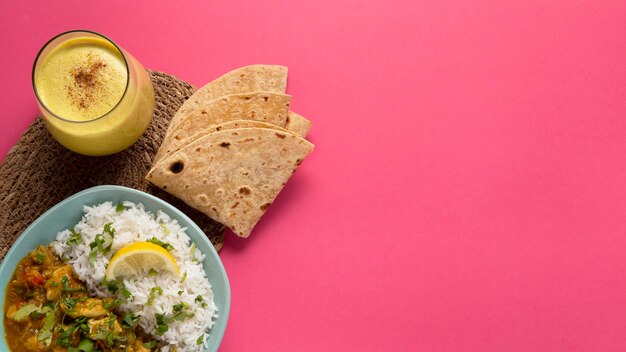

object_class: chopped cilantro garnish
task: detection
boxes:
[56,325,76,347]
[75,317,90,335]
[34,250,46,264]
[77,338,94,352]
[94,233,112,253]
[107,313,116,329]
[62,295,78,311]
[105,279,118,293]
[88,225,114,266]
[103,222,115,237]
[147,287,163,305]
[147,237,174,251]
[181,271,187,283]
[122,312,140,328]
[102,298,121,310]
[169,302,194,321]
[178,290,184,296]
[115,203,125,212]
[13,303,39,321]
[119,284,132,299]
[89,314,121,347]
[155,313,169,335]
[190,242,198,262]
[196,334,204,345]
[195,296,208,308]
[153,302,195,337]
[37,309,56,345]
[144,340,157,349]
[88,248,97,266]
[171,310,194,321]
[172,302,187,313]
[92,322,120,347]
[67,228,83,245]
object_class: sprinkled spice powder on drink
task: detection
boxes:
[67,52,111,110]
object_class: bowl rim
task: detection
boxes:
[0,185,230,351]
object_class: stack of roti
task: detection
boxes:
[147,65,314,237]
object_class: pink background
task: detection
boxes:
[2,0,626,350]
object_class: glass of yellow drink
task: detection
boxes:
[32,30,155,156]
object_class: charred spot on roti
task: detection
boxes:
[296,158,302,165]
[243,138,255,143]
[174,135,181,140]
[231,132,239,136]
[220,142,230,148]
[263,96,269,102]
[260,203,271,211]
[184,184,190,189]
[202,178,208,184]
[170,161,184,174]
[201,110,207,115]
[216,126,222,131]
[195,147,202,152]
[211,206,219,213]
[231,202,240,209]
[239,187,251,195]
[196,194,209,205]
[275,133,286,139]
[244,96,251,100]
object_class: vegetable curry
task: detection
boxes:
[4,246,155,352]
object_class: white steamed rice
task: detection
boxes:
[52,201,218,352]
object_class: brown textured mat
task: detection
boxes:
[0,70,225,261]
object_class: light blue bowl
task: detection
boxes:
[0,185,230,351]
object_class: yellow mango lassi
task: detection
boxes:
[36,37,127,121]
[33,31,154,156]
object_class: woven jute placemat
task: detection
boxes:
[0,70,225,261]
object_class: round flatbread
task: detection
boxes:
[147,127,314,237]
[158,120,294,162]
[155,92,291,162]
[168,65,288,132]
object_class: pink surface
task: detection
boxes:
[2,0,626,350]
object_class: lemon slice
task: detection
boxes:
[105,242,179,281]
